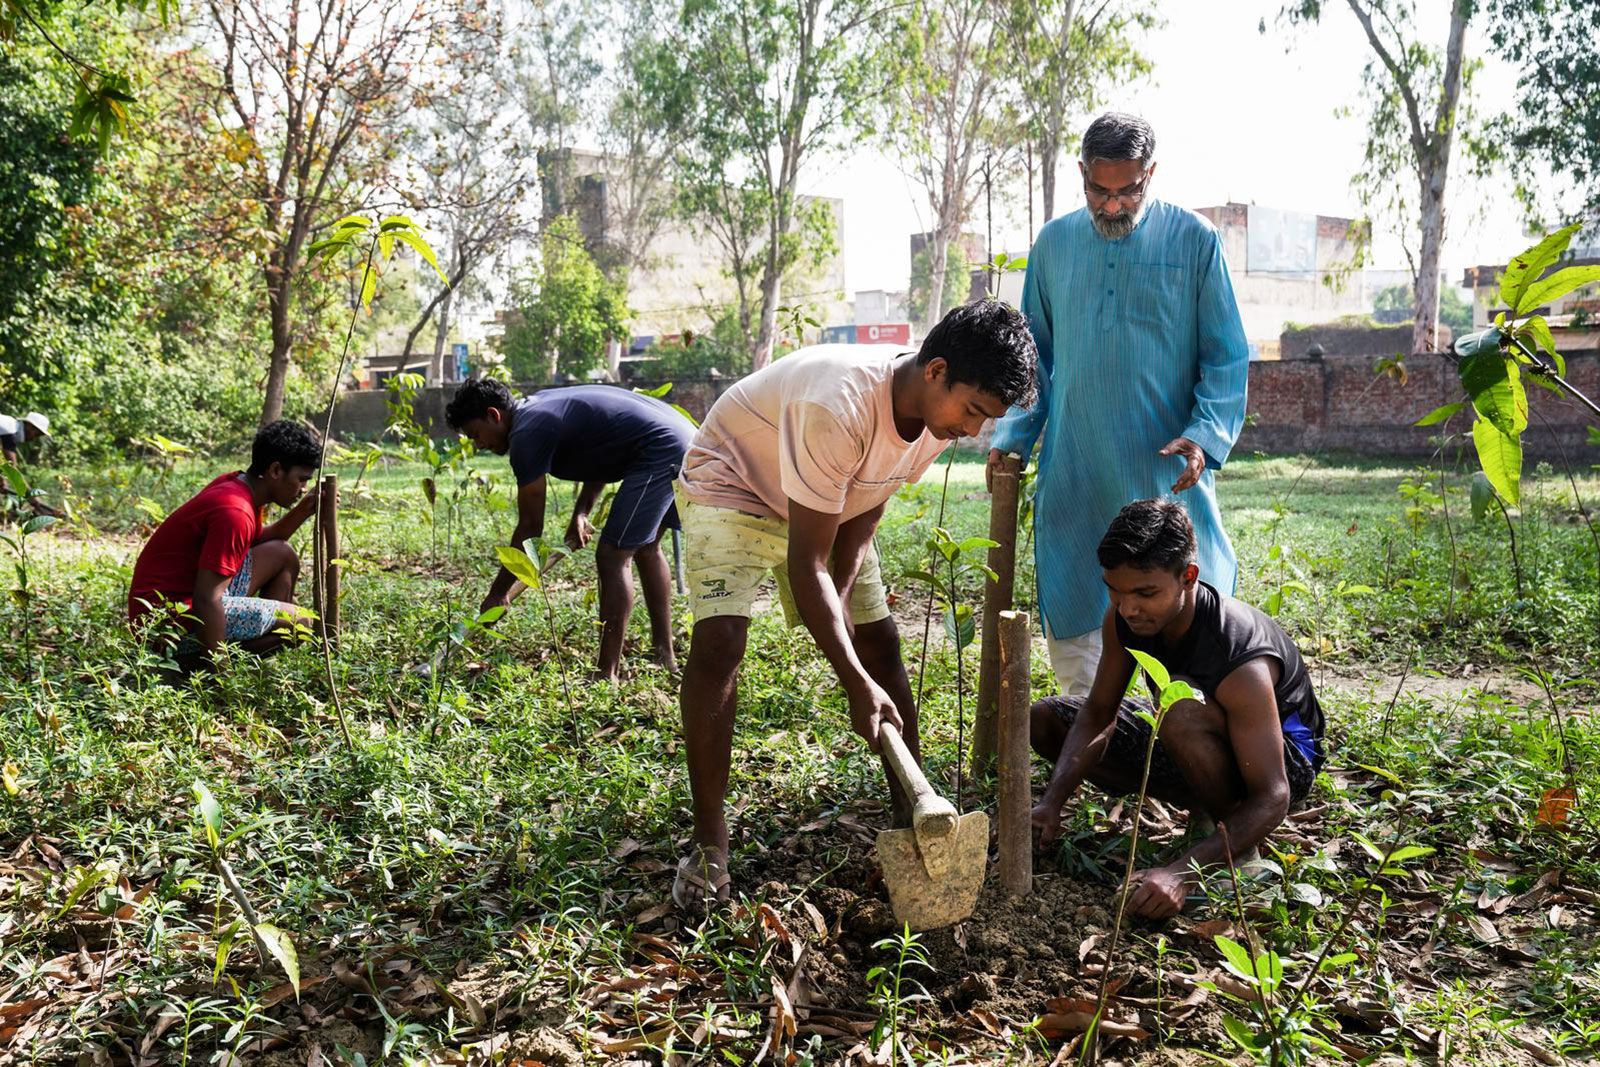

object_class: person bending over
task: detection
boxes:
[672,299,1039,908]
[128,420,325,668]
[1030,498,1325,919]
[447,377,694,681]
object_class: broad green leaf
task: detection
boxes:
[1498,223,1581,310]
[1159,680,1196,711]
[359,264,378,309]
[0,463,27,496]
[476,605,506,626]
[1221,1015,1262,1051]
[1318,952,1359,970]
[1213,935,1255,980]
[1472,417,1522,507]
[1414,401,1466,427]
[956,536,999,554]
[1126,648,1171,690]
[378,214,418,232]
[1,760,19,796]
[943,604,976,650]
[392,230,447,284]
[1514,316,1559,364]
[214,920,240,983]
[1289,882,1323,906]
[1518,265,1600,316]
[1350,830,1384,863]
[253,923,301,996]
[21,516,56,535]
[1353,762,1400,784]
[421,477,436,506]
[634,382,674,399]
[193,781,223,850]
[1470,471,1494,521]
[1385,844,1435,864]
[495,545,542,590]
[378,233,395,263]
[1459,351,1527,436]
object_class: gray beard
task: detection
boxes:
[1091,199,1148,239]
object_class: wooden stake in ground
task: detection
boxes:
[321,474,340,643]
[972,452,1022,776]
[997,609,1033,896]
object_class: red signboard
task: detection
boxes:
[856,322,912,345]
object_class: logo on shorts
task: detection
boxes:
[700,578,731,600]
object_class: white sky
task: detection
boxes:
[802,0,1536,295]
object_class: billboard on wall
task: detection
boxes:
[856,322,912,345]
[1247,205,1318,277]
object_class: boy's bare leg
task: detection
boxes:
[594,541,639,681]
[678,615,750,903]
[634,531,677,671]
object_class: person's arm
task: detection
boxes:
[988,240,1055,484]
[564,480,606,550]
[1032,608,1137,845]
[787,500,902,752]
[828,501,885,611]
[1127,657,1293,919]
[1169,228,1250,485]
[191,567,232,651]
[258,481,324,543]
[481,476,548,614]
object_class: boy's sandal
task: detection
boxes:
[672,846,732,910]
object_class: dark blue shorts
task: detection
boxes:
[601,462,681,550]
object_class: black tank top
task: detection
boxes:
[1116,581,1325,763]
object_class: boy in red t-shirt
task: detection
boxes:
[129,420,326,666]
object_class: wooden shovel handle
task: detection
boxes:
[878,724,959,838]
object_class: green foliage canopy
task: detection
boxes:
[498,215,630,383]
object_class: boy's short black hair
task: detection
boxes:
[248,420,322,477]
[917,299,1039,408]
[445,377,516,430]
[1097,498,1196,575]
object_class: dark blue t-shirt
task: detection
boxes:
[506,385,694,487]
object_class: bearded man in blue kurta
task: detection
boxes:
[988,112,1250,697]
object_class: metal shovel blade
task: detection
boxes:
[875,810,989,931]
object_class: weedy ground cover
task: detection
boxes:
[0,450,1594,1064]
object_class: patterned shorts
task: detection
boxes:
[165,551,284,652]
[1042,694,1317,808]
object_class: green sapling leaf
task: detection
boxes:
[253,923,301,996]
[193,781,223,851]
[495,545,542,590]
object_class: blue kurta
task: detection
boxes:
[992,199,1250,639]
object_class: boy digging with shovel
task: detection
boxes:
[672,300,1038,908]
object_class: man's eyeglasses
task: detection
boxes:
[1083,171,1151,207]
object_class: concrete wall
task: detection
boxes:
[329,379,740,440]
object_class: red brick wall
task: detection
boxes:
[1240,352,1599,459]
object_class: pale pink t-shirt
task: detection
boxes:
[679,344,949,522]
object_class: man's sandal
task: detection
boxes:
[672,846,732,910]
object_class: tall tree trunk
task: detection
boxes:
[1040,143,1057,224]
[429,286,454,382]
[924,230,951,334]
[1411,3,1468,354]
[261,268,293,426]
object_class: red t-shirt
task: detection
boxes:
[128,473,262,620]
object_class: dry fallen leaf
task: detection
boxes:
[1535,786,1576,829]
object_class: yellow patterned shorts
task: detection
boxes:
[676,490,891,627]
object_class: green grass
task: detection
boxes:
[0,447,1595,1063]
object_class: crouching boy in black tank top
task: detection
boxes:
[1029,498,1326,919]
